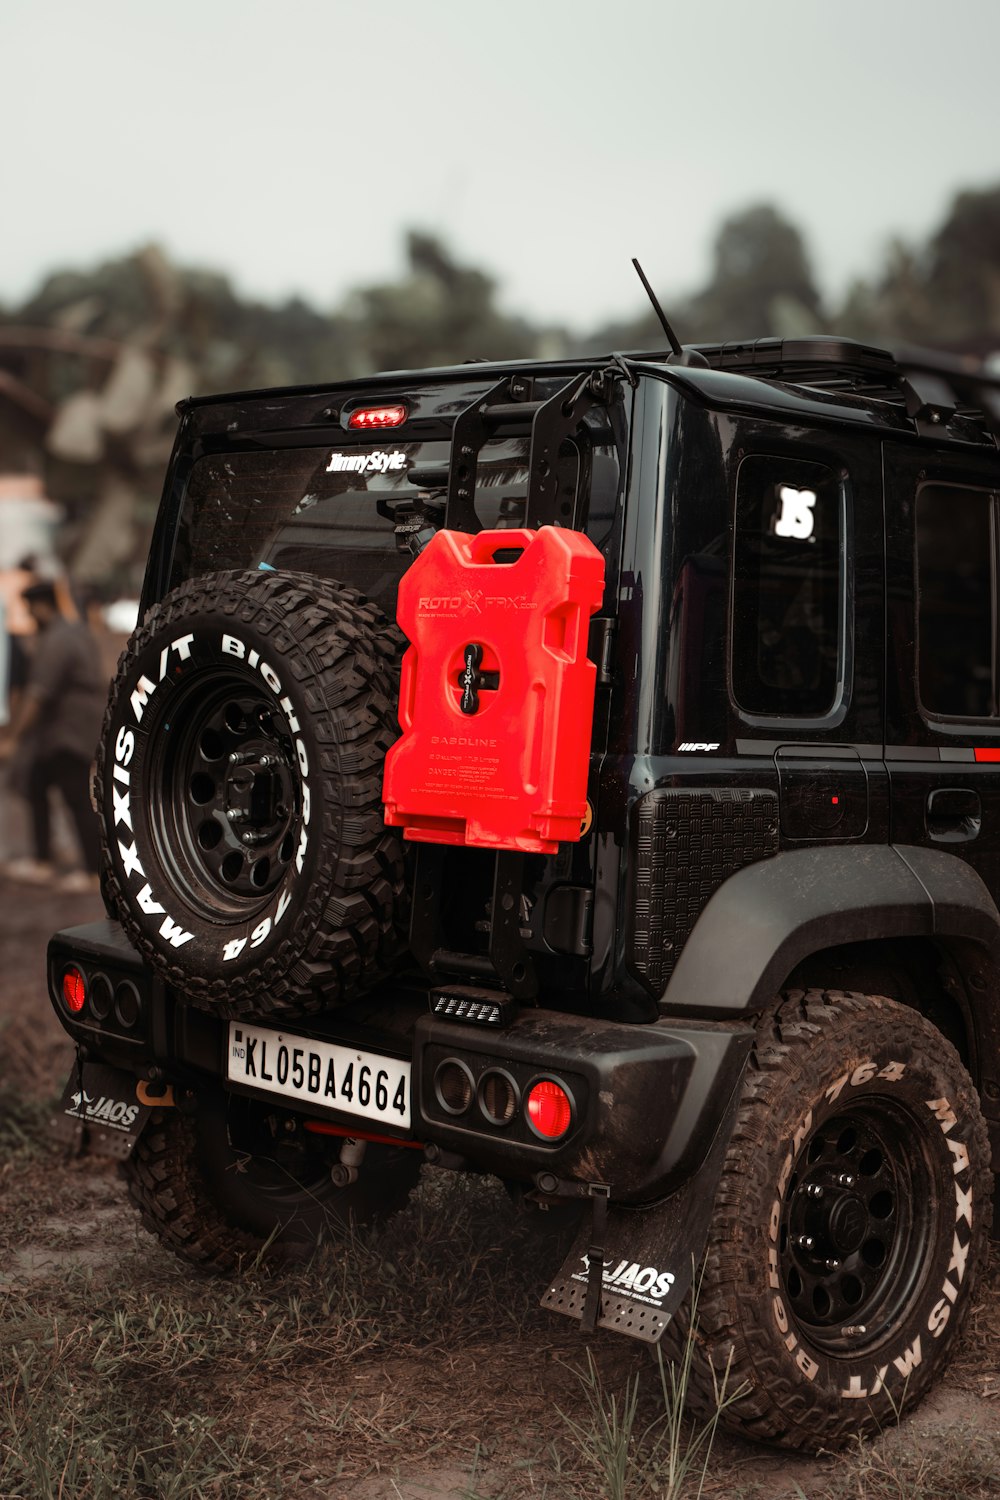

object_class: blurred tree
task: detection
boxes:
[835,183,1000,351]
[348,231,541,370]
[924,185,1000,345]
[578,202,825,354]
[688,203,824,340]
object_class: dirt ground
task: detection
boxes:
[2,875,1000,1499]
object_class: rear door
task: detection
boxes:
[884,441,1000,897]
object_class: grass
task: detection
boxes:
[1,1052,999,1498]
[556,1273,748,1500]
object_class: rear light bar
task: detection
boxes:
[347,403,407,430]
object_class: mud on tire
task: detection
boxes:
[97,569,404,1019]
[664,990,992,1451]
[125,1091,421,1273]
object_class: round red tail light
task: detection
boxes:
[526,1079,573,1140]
[62,966,87,1013]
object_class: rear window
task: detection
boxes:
[731,455,846,718]
[168,435,620,623]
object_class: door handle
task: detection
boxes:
[926,788,982,843]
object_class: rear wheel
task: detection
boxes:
[665,990,991,1451]
[125,1090,421,1272]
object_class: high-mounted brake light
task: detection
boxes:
[526,1079,573,1140]
[62,965,86,1013]
[348,404,407,430]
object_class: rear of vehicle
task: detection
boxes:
[47,346,1000,1452]
[51,363,736,1252]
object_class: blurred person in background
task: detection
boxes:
[0,578,105,891]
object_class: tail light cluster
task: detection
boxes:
[432,1056,576,1142]
[58,963,144,1035]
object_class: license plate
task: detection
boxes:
[226,1023,411,1130]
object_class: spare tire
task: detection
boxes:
[97,569,404,1018]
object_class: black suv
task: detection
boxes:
[49,336,1000,1451]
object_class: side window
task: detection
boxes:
[731,456,845,718]
[916,484,995,719]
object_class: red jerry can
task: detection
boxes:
[383,526,606,854]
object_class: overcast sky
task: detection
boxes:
[4,0,1000,329]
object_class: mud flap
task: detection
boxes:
[540,1115,732,1344]
[52,1058,152,1161]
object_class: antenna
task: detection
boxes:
[631,258,708,367]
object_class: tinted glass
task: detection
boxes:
[169,436,619,623]
[732,456,844,717]
[916,485,994,718]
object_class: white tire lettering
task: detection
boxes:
[115,726,135,765]
[892,1337,922,1377]
[113,784,132,830]
[130,675,157,722]
[159,915,195,948]
[926,1097,958,1131]
[137,883,165,916]
[928,1297,951,1337]
[118,840,144,879]
[947,1137,970,1175]
[114,630,315,967]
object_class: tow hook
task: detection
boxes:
[136,1079,175,1108]
[330,1136,367,1188]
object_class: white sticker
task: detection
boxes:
[326,450,407,475]
[774,485,817,540]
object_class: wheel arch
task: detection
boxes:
[661,845,1000,1170]
[661,843,1000,1022]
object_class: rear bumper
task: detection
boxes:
[48,921,752,1203]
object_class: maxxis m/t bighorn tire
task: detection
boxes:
[97,569,404,1019]
[664,990,992,1451]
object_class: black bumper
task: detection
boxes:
[48,921,753,1204]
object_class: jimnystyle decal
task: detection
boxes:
[326,450,407,475]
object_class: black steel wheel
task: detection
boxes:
[663,990,991,1451]
[125,1089,421,1273]
[96,569,404,1018]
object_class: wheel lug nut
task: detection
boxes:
[825,1258,841,1270]
[805,1184,824,1199]
[796,1235,814,1250]
[837,1174,856,1188]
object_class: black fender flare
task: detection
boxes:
[660,843,1000,1017]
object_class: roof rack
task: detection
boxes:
[689,335,1000,442]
